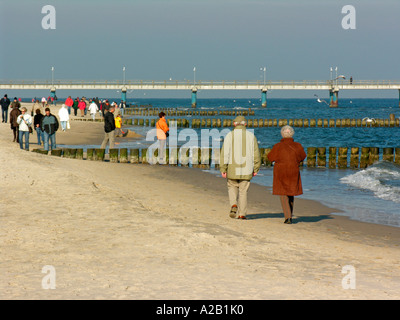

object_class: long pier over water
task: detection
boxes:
[1,79,400,108]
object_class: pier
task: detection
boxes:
[1,79,400,108]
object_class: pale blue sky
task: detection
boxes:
[1,0,399,98]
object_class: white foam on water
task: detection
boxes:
[340,162,400,204]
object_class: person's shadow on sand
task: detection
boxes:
[246,213,333,224]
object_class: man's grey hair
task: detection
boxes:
[281,125,295,138]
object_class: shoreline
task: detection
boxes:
[1,104,399,299]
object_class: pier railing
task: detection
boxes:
[1,79,400,89]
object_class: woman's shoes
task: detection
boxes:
[284,218,292,224]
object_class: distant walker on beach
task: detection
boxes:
[156,112,169,164]
[220,116,261,220]
[100,105,116,150]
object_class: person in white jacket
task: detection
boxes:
[58,104,70,131]
[16,107,33,150]
[88,101,99,120]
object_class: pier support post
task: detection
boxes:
[261,89,267,108]
[329,89,339,108]
[191,88,197,108]
[121,87,127,104]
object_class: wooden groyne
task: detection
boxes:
[32,146,400,169]
[124,107,255,117]
[71,117,400,128]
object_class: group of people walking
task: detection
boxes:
[2,94,60,151]
[64,96,126,118]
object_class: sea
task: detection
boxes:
[58,97,400,228]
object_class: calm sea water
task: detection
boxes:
[60,98,400,227]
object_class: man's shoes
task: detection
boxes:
[284,218,292,224]
[229,205,238,218]
[237,216,247,220]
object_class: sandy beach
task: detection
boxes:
[0,103,399,300]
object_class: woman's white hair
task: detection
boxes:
[281,125,295,138]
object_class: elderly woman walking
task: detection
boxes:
[268,125,306,224]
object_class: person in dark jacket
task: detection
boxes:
[72,98,79,116]
[0,94,11,123]
[100,105,116,149]
[34,109,45,145]
[41,108,59,151]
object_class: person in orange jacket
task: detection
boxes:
[156,111,169,164]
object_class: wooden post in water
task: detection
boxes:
[63,148,71,158]
[307,147,316,167]
[94,149,105,161]
[169,147,178,166]
[109,148,119,163]
[120,148,128,163]
[68,148,77,159]
[35,149,48,155]
[298,119,303,127]
[350,147,359,169]
[141,149,148,164]
[338,147,348,169]
[263,148,272,166]
[369,147,379,165]
[76,149,83,160]
[317,147,326,167]
[382,148,394,162]
[86,148,94,160]
[51,149,62,157]
[395,148,400,165]
[389,114,396,127]
[328,147,337,169]
[130,149,139,164]
[213,148,220,169]
[360,147,370,168]
[199,148,210,168]
[179,147,190,167]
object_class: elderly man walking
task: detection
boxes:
[220,116,261,220]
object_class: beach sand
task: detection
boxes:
[0,104,399,300]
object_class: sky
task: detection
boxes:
[0,0,399,99]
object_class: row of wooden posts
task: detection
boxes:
[73,116,400,128]
[32,146,400,169]
[124,107,255,117]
